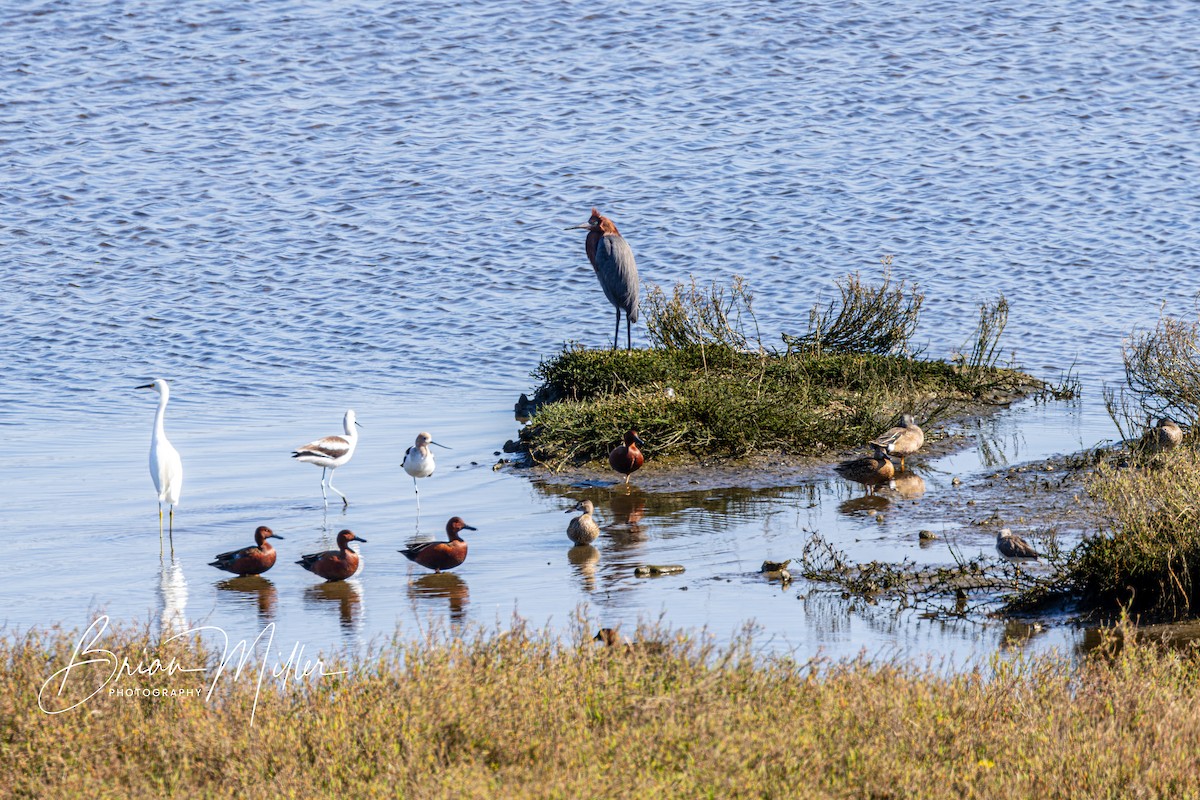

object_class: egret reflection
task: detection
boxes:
[157,554,188,636]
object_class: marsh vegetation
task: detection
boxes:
[518,273,1039,467]
[9,619,1200,799]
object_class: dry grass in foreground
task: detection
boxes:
[4,619,1200,799]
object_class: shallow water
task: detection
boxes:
[3,0,1198,664]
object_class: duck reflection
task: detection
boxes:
[157,554,188,636]
[408,573,469,624]
[605,487,647,547]
[567,544,600,592]
[837,493,890,516]
[215,575,278,621]
[891,472,926,499]
[304,580,362,630]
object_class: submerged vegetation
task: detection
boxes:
[519,272,1039,466]
[7,620,1200,798]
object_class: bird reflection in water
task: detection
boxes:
[157,554,188,636]
[837,493,890,516]
[891,472,926,499]
[215,575,278,621]
[567,545,600,592]
[304,580,363,631]
[408,573,469,624]
[605,488,647,547]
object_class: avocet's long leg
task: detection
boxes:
[327,471,348,507]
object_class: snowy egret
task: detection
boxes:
[209,526,284,575]
[402,432,450,512]
[297,530,367,582]
[292,410,360,507]
[137,378,183,542]
[399,517,477,573]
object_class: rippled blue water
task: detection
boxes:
[3,1,1198,663]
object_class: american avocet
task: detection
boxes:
[292,410,360,507]
[869,413,925,471]
[996,528,1041,559]
[835,443,895,495]
[567,499,601,545]
[209,525,284,575]
[1146,417,1184,452]
[297,529,366,581]
[399,517,477,573]
[137,378,183,542]
[402,432,450,512]
[609,429,645,485]
[567,208,640,350]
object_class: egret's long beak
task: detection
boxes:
[565,222,591,230]
[135,383,154,390]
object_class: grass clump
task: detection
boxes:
[522,344,1031,465]
[7,619,1200,798]
[1066,448,1200,617]
[783,270,924,357]
[521,274,1039,466]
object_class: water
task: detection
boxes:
[3,0,1198,663]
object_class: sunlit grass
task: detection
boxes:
[522,344,1035,465]
[5,619,1200,798]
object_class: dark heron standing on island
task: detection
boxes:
[567,208,639,350]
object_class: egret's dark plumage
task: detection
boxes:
[569,208,640,350]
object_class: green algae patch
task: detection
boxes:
[517,343,1040,467]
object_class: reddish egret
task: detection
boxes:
[297,529,367,581]
[137,378,183,542]
[292,410,360,507]
[399,517,478,573]
[567,207,640,350]
[209,526,284,575]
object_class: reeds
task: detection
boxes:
[5,619,1200,798]
[783,271,924,357]
[643,274,760,352]
[1069,448,1200,616]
